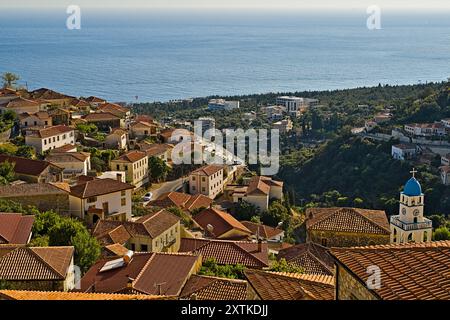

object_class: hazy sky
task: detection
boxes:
[2,0,450,11]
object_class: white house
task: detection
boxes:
[441,118,450,128]
[391,144,417,161]
[440,166,450,185]
[25,125,75,154]
[46,152,91,180]
[404,123,446,137]
[208,99,240,111]
[105,128,128,150]
[229,176,283,212]
[19,112,52,128]
[69,178,135,225]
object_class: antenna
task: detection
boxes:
[154,282,166,295]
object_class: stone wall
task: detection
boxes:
[336,265,378,300]
[1,194,70,216]
[309,230,390,248]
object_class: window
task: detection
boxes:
[45,121,48,125]
[62,134,66,139]
[124,165,128,170]
[192,186,196,191]
[131,243,135,251]
[202,187,206,192]
[192,176,196,181]
[57,136,60,141]
[53,137,56,142]
[121,190,126,196]
[121,198,126,206]
[44,139,47,145]
[24,121,28,126]
[87,197,97,203]
[116,164,120,170]
[34,121,37,125]
[202,177,206,182]
[141,244,148,252]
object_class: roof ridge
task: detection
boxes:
[232,242,267,267]
[131,253,156,292]
[29,247,72,279]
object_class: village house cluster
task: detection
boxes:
[0,87,448,301]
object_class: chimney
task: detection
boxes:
[257,239,262,253]
[123,250,134,264]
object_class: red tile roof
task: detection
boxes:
[191,165,224,177]
[0,246,74,280]
[277,243,334,276]
[0,290,171,300]
[241,221,284,240]
[2,97,40,109]
[306,207,390,235]
[83,112,120,121]
[70,178,134,198]
[246,176,271,195]
[26,125,74,139]
[0,154,62,177]
[81,252,201,295]
[193,207,251,239]
[93,209,180,240]
[330,241,450,300]
[184,194,213,212]
[244,269,334,300]
[0,214,34,245]
[179,238,269,268]
[180,275,249,300]
[115,150,147,163]
[30,88,74,100]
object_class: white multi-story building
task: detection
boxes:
[69,178,135,225]
[390,170,432,244]
[391,144,417,161]
[25,125,75,154]
[189,165,224,199]
[404,123,446,137]
[276,96,319,117]
[208,99,240,111]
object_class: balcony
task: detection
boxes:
[390,215,432,231]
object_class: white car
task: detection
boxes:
[142,192,153,202]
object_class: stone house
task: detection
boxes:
[83,112,123,131]
[305,207,391,247]
[0,183,70,214]
[329,241,450,300]
[0,155,63,183]
[105,128,128,150]
[0,246,75,291]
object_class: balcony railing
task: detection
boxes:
[390,215,432,231]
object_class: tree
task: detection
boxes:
[199,258,245,280]
[15,145,34,159]
[148,156,169,182]
[269,258,304,273]
[262,201,289,227]
[0,160,15,185]
[234,201,259,221]
[433,227,450,241]
[33,211,100,273]
[1,72,20,89]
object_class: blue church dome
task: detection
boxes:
[403,177,422,196]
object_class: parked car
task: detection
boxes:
[142,192,153,202]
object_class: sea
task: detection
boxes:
[1,9,450,102]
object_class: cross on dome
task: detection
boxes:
[410,168,417,178]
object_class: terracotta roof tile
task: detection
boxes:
[2,97,40,109]
[306,207,390,235]
[115,150,147,163]
[70,178,134,199]
[30,88,73,100]
[246,176,270,195]
[26,125,74,139]
[0,290,171,300]
[0,214,34,245]
[148,192,192,209]
[191,165,224,177]
[0,246,74,280]
[83,112,120,121]
[329,241,450,300]
[241,221,284,240]
[277,243,334,276]
[0,154,61,177]
[180,275,249,300]
[244,269,334,300]
[81,252,200,296]
[0,183,67,197]
[193,207,251,239]
[184,194,213,212]
[179,238,269,268]
[93,209,179,240]
[46,152,90,163]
